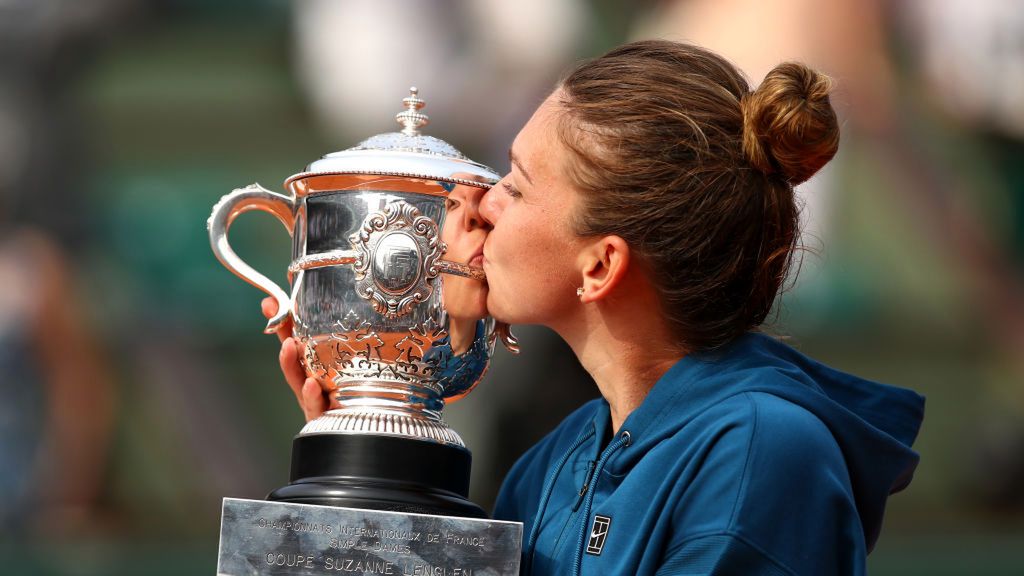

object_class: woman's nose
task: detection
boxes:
[479,180,504,227]
[464,186,491,231]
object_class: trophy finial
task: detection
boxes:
[396,86,429,136]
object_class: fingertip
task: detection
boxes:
[302,378,327,421]
[302,378,321,401]
[261,296,277,318]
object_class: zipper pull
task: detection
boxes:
[571,430,632,576]
[572,460,597,512]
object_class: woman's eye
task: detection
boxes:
[502,182,522,199]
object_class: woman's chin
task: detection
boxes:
[484,293,515,325]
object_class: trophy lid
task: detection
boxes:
[288,87,500,189]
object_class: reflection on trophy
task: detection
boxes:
[208,89,521,575]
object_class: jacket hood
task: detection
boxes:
[609,332,925,551]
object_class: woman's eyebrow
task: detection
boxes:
[509,149,533,185]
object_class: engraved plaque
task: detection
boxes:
[217,498,523,576]
[350,201,443,320]
[373,232,422,294]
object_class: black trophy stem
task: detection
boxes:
[267,433,487,519]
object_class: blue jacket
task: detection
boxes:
[493,333,925,575]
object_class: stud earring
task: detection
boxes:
[576,287,585,297]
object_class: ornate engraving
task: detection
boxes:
[435,259,486,281]
[299,315,449,389]
[351,201,443,319]
[394,319,447,366]
[303,339,328,379]
[289,250,482,283]
[372,232,421,294]
[289,171,495,193]
[295,310,467,445]
[287,249,359,274]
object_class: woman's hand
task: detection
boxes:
[261,297,328,422]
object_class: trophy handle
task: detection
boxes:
[208,183,295,334]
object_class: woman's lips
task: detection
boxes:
[469,253,484,268]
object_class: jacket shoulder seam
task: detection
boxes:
[727,392,759,528]
[664,529,799,576]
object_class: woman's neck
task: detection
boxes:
[561,317,683,433]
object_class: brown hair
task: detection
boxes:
[558,40,839,351]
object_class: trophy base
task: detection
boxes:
[267,433,487,519]
[217,498,522,576]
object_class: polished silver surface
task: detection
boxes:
[396,86,428,136]
[217,498,522,576]
[208,183,295,334]
[351,200,442,320]
[288,249,359,274]
[208,89,504,447]
[296,87,499,187]
[436,260,487,281]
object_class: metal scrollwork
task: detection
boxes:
[351,201,443,319]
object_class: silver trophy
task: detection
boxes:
[208,89,522,575]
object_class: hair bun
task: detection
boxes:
[741,62,839,185]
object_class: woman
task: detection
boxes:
[270,40,924,575]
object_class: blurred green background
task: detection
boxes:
[1,1,1022,574]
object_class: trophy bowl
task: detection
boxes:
[208,88,513,518]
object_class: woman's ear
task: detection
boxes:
[578,235,630,303]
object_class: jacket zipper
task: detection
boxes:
[572,460,597,512]
[572,429,632,576]
[525,424,596,576]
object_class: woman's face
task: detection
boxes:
[480,92,585,328]
[441,182,489,324]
